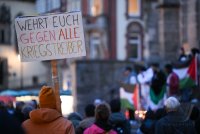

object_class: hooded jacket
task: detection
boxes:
[109,112,131,134]
[22,108,75,134]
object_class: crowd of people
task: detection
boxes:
[121,47,200,110]
[0,47,200,134]
[0,86,199,134]
[0,86,132,134]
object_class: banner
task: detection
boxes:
[15,11,86,62]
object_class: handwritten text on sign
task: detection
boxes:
[15,12,86,62]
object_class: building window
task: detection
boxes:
[0,58,8,89]
[128,34,140,59]
[127,22,142,60]
[90,32,101,59]
[89,0,103,16]
[67,0,81,12]
[127,0,141,17]
[0,30,5,43]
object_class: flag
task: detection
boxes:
[174,56,198,89]
[120,87,135,110]
[132,84,140,110]
[120,84,139,110]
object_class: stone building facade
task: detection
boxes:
[34,0,200,114]
[0,0,48,90]
[36,0,200,62]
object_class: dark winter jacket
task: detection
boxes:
[0,109,24,134]
[109,112,131,134]
[155,111,196,134]
[76,117,95,134]
[151,70,166,95]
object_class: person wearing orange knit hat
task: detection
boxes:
[22,86,75,134]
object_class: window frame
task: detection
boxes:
[126,22,143,61]
[127,34,141,60]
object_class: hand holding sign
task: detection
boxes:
[15,12,86,114]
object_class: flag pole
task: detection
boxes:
[51,60,62,114]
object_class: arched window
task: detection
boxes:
[127,22,143,60]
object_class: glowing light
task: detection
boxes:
[91,6,97,16]
[18,54,21,61]
[135,110,147,120]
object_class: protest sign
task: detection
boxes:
[15,11,86,62]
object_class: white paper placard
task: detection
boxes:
[15,11,86,62]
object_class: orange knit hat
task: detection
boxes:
[39,86,56,109]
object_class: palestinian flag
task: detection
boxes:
[120,84,140,110]
[174,56,198,89]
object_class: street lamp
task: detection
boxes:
[18,54,23,89]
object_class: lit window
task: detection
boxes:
[127,0,141,17]
[89,0,103,16]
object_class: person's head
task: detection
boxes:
[164,97,180,112]
[151,63,159,72]
[165,64,173,74]
[22,104,34,120]
[191,48,200,56]
[180,47,185,54]
[15,101,25,111]
[85,104,95,117]
[39,86,56,109]
[95,103,111,122]
[137,65,146,73]
[31,100,38,109]
[124,66,132,76]
[110,99,121,113]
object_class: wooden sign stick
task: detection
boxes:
[51,60,62,114]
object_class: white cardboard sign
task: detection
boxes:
[15,11,86,62]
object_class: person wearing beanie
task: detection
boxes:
[22,86,75,134]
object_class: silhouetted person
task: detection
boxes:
[164,64,179,97]
[84,103,117,134]
[140,109,156,134]
[151,63,166,96]
[21,104,34,121]
[178,47,187,62]
[14,101,25,123]
[155,97,196,134]
[190,106,200,134]
[67,112,83,129]
[0,105,24,134]
[76,104,95,134]
[109,99,131,134]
